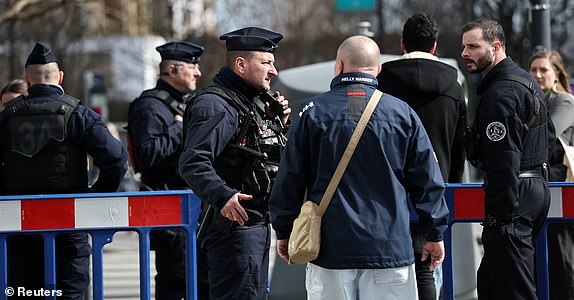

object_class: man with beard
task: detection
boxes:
[179,27,290,300]
[128,41,206,299]
[461,19,552,299]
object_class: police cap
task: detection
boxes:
[156,41,204,64]
[219,27,283,53]
[25,42,58,67]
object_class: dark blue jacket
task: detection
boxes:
[473,57,551,220]
[0,84,127,193]
[128,79,187,189]
[179,67,261,209]
[269,73,449,269]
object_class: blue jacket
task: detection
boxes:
[128,79,187,189]
[269,72,449,269]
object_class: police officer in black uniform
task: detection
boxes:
[128,41,204,299]
[179,27,290,300]
[461,20,552,299]
[0,42,128,299]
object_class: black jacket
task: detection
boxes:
[474,57,550,220]
[378,57,467,182]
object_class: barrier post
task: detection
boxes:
[442,187,455,300]
[536,222,550,299]
[43,233,57,300]
[138,228,152,300]
[0,236,7,300]
[91,231,115,300]
[182,192,201,300]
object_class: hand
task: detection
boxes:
[265,91,291,125]
[276,239,290,263]
[175,114,183,122]
[219,192,253,225]
[421,240,445,271]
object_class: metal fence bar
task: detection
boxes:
[0,236,7,300]
[43,233,57,300]
[91,230,115,300]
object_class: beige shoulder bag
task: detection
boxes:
[288,89,383,264]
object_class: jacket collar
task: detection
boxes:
[330,72,378,90]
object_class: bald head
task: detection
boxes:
[335,36,380,76]
[25,62,62,86]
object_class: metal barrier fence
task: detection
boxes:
[443,182,574,300]
[0,190,201,300]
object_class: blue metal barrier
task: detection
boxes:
[0,190,201,300]
[443,182,574,300]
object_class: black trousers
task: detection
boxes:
[8,233,90,300]
[548,222,574,300]
[151,229,186,300]
[477,177,550,300]
[411,223,436,300]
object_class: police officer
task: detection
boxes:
[127,41,204,299]
[461,20,552,299]
[0,42,128,299]
[179,27,290,300]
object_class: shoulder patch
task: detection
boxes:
[486,121,506,141]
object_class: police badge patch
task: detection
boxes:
[486,121,506,141]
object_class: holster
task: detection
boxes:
[464,125,481,167]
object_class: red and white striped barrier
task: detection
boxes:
[452,186,574,219]
[0,195,182,231]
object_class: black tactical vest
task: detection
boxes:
[0,95,87,194]
[194,85,287,211]
[126,88,185,174]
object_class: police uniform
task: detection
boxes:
[179,27,287,300]
[127,41,205,300]
[469,57,551,299]
[0,42,128,299]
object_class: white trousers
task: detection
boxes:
[305,263,418,300]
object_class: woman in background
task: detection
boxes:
[0,79,28,109]
[529,50,574,300]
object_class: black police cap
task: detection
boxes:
[156,41,204,64]
[25,42,58,67]
[219,27,283,53]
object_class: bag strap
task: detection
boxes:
[317,89,383,216]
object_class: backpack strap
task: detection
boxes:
[140,89,186,116]
[498,74,545,129]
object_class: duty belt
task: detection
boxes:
[518,163,549,181]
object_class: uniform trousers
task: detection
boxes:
[8,233,90,300]
[305,263,418,300]
[151,229,187,300]
[477,177,550,300]
[547,222,574,300]
[203,223,270,300]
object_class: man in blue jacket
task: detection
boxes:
[269,35,449,299]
